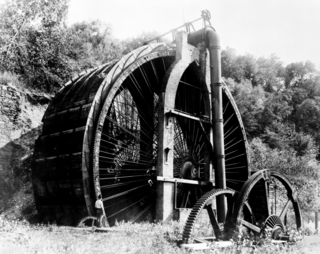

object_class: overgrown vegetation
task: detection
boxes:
[0,217,311,254]
[223,49,320,213]
[0,0,158,93]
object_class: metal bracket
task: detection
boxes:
[144,10,212,44]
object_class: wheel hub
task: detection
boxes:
[264,215,286,240]
[180,160,198,180]
[271,225,284,240]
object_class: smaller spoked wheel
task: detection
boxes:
[182,189,235,244]
[77,215,109,228]
[230,169,302,241]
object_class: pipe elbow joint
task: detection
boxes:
[205,26,221,50]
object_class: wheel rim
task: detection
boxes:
[94,53,175,225]
[173,62,211,208]
[229,169,302,240]
[93,46,250,226]
[77,216,97,227]
[222,83,250,192]
[173,67,250,208]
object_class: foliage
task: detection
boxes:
[256,55,284,91]
[223,47,320,168]
[0,218,310,254]
[226,78,266,138]
[0,72,24,88]
[222,48,257,83]
[0,0,71,92]
[121,31,160,55]
[66,20,123,73]
[249,138,320,211]
[285,61,317,88]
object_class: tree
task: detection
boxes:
[0,0,71,92]
[226,78,266,138]
[221,48,257,83]
[249,138,320,212]
[121,31,160,55]
[254,55,285,92]
[221,47,237,79]
[67,20,123,73]
[285,61,317,88]
[296,97,320,135]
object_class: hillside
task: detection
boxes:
[0,81,50,221]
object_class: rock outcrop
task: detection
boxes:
[0,83,50,219]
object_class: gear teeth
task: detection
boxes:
[182,189,235,243]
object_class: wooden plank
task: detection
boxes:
[181,240,233,250]
[59,226,120,232]
[240,219,261,233]
[181,243,210,250]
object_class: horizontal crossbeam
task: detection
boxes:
[157,176,212,186]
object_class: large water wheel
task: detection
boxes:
[32,35,249,225]
[32,14,301,243]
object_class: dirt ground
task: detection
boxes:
[300,235,320,254]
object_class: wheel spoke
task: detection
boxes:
[180,186,190,208]
[231,170,302,241]
[240,219,261,233]
[265,180,271,217]
[280,198,291,222]
[206,204,221,239]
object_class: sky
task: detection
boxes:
[0,0,319,68]
[66,0,320,69]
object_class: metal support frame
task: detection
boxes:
[156,22,227,223]
[144,10,212,45]
[156,31,200,221]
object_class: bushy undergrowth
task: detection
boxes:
[0,72,24,88]
[0,217,312,254]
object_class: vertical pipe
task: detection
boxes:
[188,27,226,222]
[207,28,227,222]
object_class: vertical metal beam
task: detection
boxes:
[156,99,176,221]
[156,32,199,222]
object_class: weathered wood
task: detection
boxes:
[59,226,120,232]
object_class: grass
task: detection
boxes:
[0,216,309,254]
